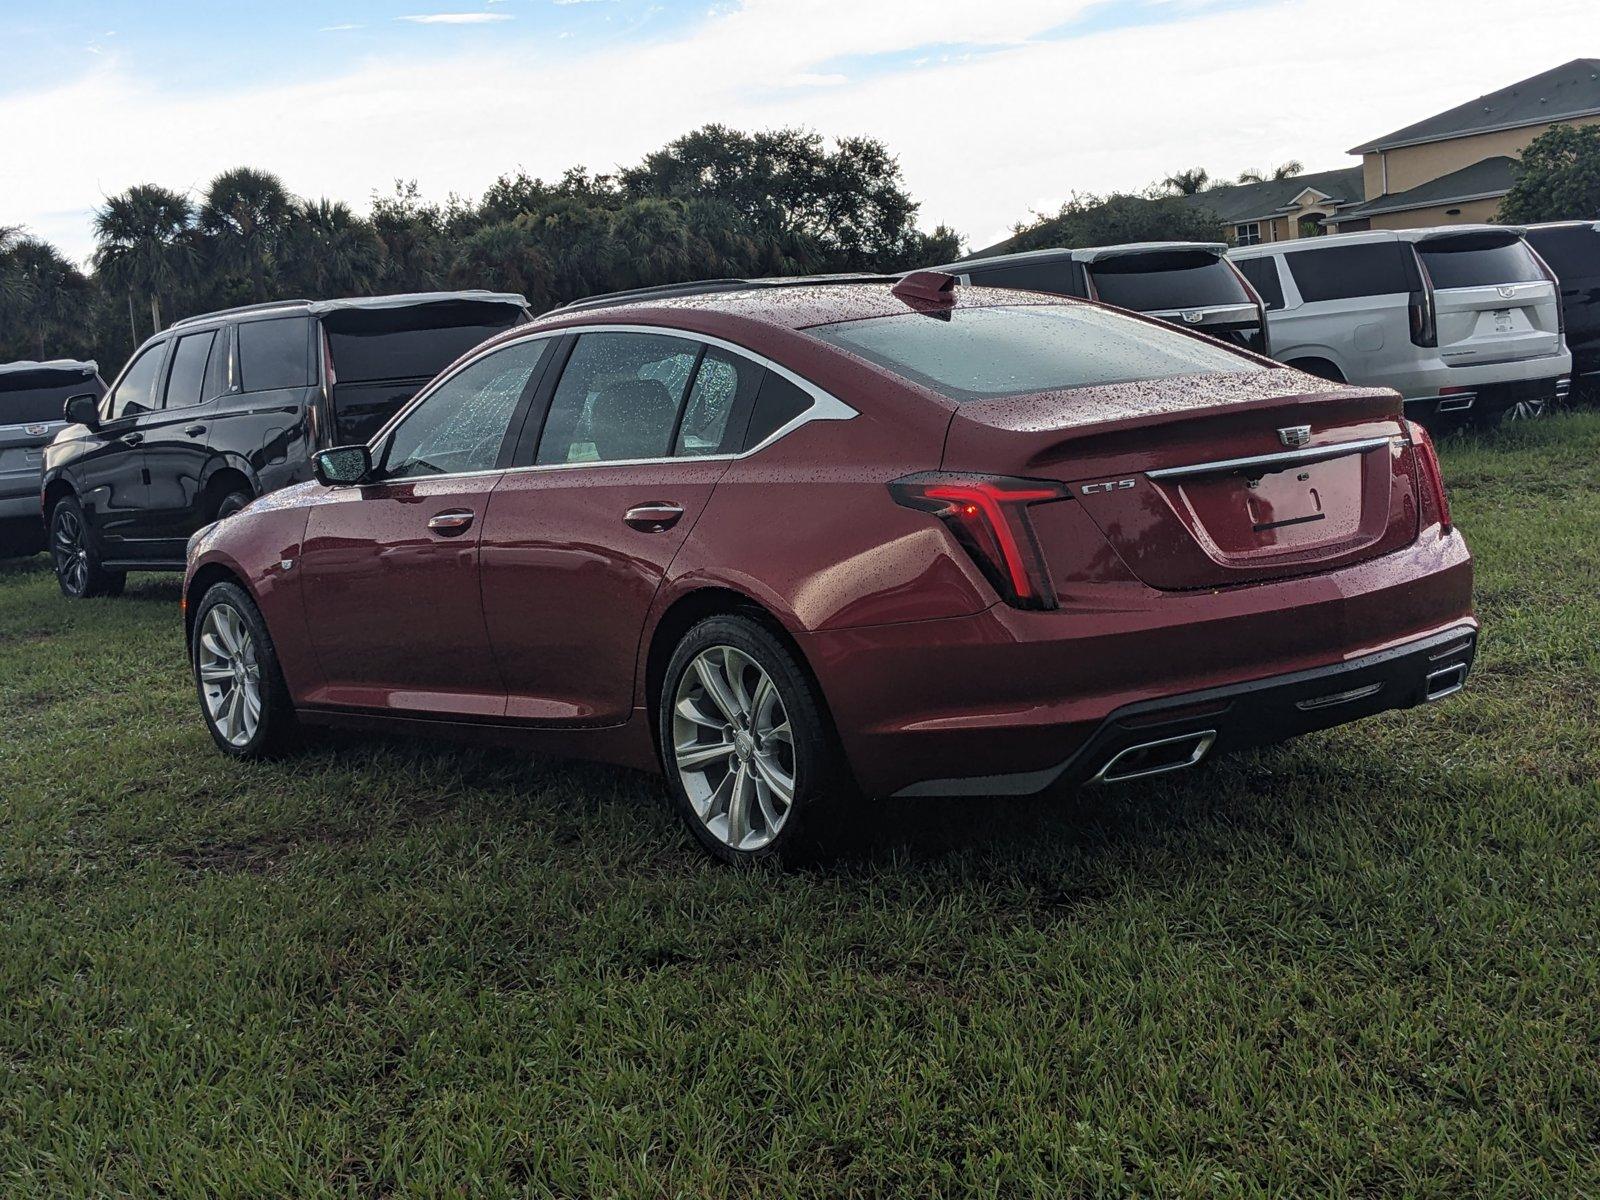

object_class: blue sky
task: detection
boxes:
[0,1,1590,263]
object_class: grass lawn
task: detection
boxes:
[2,414,1598,1198]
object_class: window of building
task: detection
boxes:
[1235,222,1262,247]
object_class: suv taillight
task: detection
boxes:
[890,472,1071,610]
[1409,252,1438,348]
[1528,245,1565,337]
[1408,421,1451,533]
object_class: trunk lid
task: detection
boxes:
[942,370,1421,592]
[1416,230,1562,367]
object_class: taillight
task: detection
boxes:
[1409,252,1437,348]
[889,472,1071,610]
[1408,421,1451,533]
[1528,245,1565,337]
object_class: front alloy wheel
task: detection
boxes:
[197,602,263,748]
[672,645,796,852]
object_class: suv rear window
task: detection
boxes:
[0,375,93,425]
[1525,225,1600,279]
[1284,242,1417,302]
[1087,251,1252,311]
[1234,256,1285,310]
[810,304,1261,401]
[1418,235,1545,290]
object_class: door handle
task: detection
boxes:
[624,502,684,532]
[184,423,207,437]
[427,509,475,535]
[120,432,144,446]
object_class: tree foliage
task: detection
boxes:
[1499,124,1600,224]
[1004,192,1226,254]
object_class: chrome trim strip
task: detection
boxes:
[1144,435,1396,481]
[359,322,857,483]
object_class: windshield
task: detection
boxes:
[810,304,1262,401]
[1088,253,1253,311]
[1419,235,1545,290]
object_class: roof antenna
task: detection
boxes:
[891,270,958,307]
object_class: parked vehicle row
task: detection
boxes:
[176,272,1476,862]
[947,224,1581,432]
[0,359,104,558]
[41,290,529,596]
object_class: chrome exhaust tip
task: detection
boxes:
[1424,663,1468,702]
[1093,730,1217,785]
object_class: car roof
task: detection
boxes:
[168,290,530,330]
[949,242,1228,271]
[1230,224,1529,258]
[0,358,100,380]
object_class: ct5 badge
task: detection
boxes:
[1080,479,1136,495]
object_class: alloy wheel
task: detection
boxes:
[197,603,262,748]
[1508,398,1547,421]
[51,506,89,595]
[671,645,796,852]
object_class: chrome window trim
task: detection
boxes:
[1145,435,1397,481]
[362,323,856,484]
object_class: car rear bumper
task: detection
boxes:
[0,486,42,521]
[800,527,1475,797]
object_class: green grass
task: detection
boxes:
[2,415,1599,1198]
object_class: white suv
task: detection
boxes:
[1230,227,1570,429]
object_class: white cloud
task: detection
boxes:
[398,12,513,24]
[1,0,1592,265]
[320,23,364,32]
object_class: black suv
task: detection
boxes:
[42,291,530,597]
[935,243,1270,354]
[1525,221,1600,393]
[1,360,105,557]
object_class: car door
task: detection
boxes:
[74,339,168,554]
[295,336,554,718]
[478,330,760,725]
[140,325,230,551]
[208,315,317,498]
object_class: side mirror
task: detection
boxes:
[64,393,100,429]
[312,444,373,486]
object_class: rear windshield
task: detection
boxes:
[0,374,98,425]
[1419,235,1544,290]
[810,304,1262,401]
[967,259,1082,298]
[325,303,526,384]
[1087,252,1252,311]
[1523,225,1600,280]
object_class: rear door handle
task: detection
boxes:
[184,423,207,437]
[120,432,144,446]
[427,509,475,535]
[624,503,684,532]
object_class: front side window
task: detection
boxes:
[810,304,1261,402]
[536,332,701,465]
[163,330,217,409]
[106,344,166,421]
[237,316,312,393]
[380,340,548,480]
[1235,222,1262,247]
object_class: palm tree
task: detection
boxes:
[199,167,294,302]
[280,199,386,298]
[7,238,90,359]
[1236,161,1306,185]
[0,226,33,333]
[1162,168,1211,196]
[93,185,194,338]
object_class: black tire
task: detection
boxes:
[48,495,125,598]
[215,489,252,521]
[1288,358,1345,384]
[190,580,297,758]
[658,613,848,865]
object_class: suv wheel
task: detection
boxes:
[49,496,124,598]
[215,489,253,521]
[191,581,296,757]
[659,614,844,864]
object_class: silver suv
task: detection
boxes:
[1,360,103,557]
[1231,227,1570,429]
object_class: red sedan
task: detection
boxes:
[182,273,1476,862]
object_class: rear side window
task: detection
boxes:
[0,375,94,425]
[811,304,1261,402]
[237,317,311,392]
[1419,236,1545,290]
[1285,242,1416,302]
[1234,256,1285,310]
[1087,252,1252,311]
[676,348,759,457]
[744,372,811,448]
[537,332,701,465]
[163,331,217,409]
[1525,225,1600,279]
[967,259,1082,298]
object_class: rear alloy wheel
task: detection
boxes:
[660,614,844,863]
[49,496,124,598]
[191,581,295,757]
[1506,398,1547,422]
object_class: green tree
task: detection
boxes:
[92,184,195,338]
[4,239,92,360]
[447,221,554,307]
[371,181,448,292]
[1499,124,1600,223]
[1162,168,1212,196]
[199,167,295,303]
[1004,192,1225,254]
[1236,160,1304,184]
[280,199,387,298]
